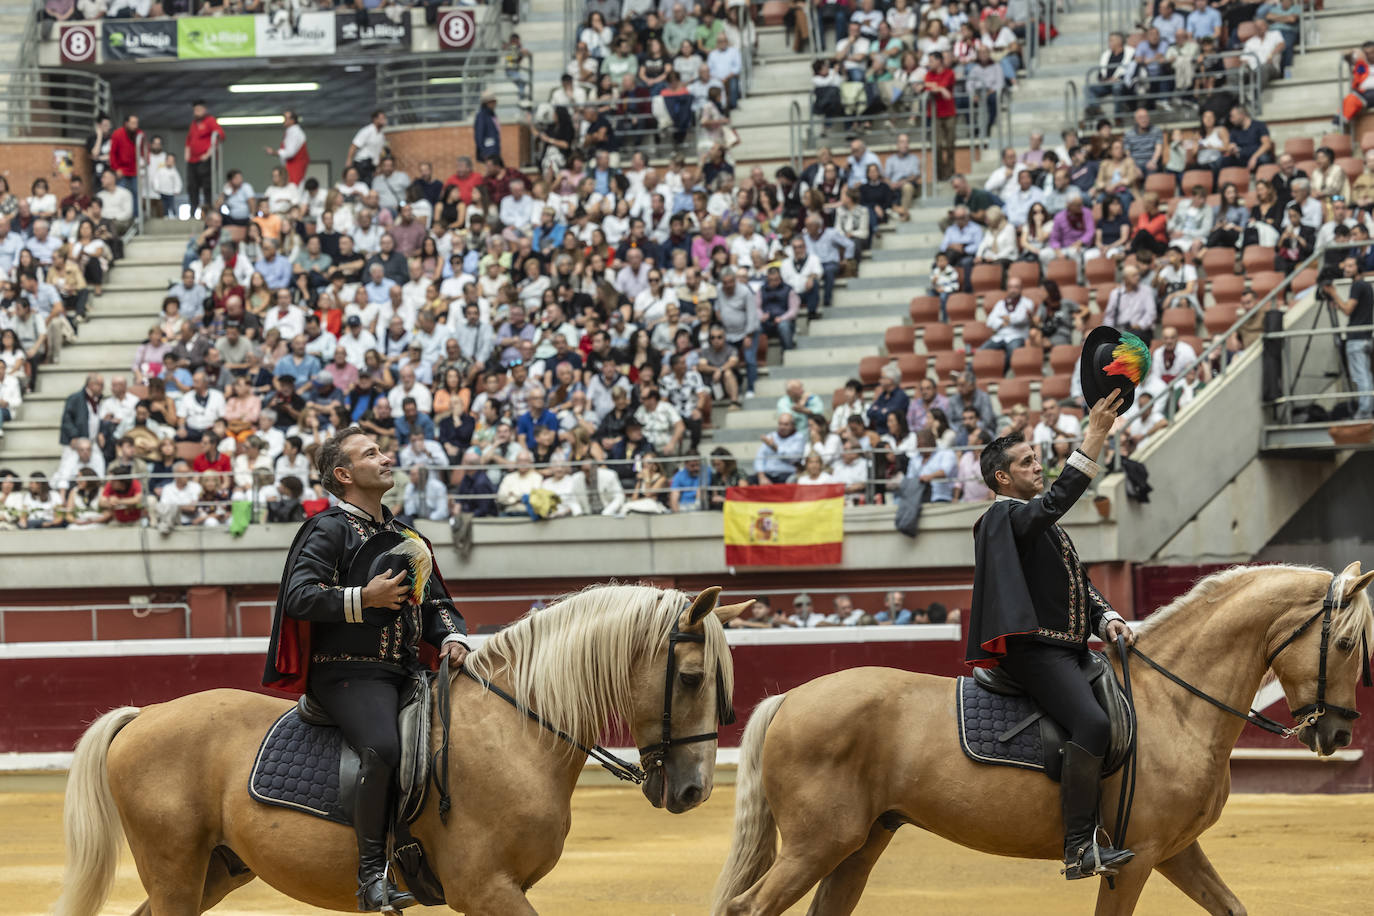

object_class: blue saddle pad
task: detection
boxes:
[248,708,352,825]
[955,676,1048,773]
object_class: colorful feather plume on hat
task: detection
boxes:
[393,529,432,605]
[1103,331,1151,385]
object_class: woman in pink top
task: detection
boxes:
[224,376,262,438]
[690,215,728,271]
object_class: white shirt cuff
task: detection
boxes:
[1067,449,1101,480]
[1097,610,1124,640]
[343,587,362,624]
[441,634,469,649]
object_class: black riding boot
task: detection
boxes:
[1060,741,1134,880]
[354,748,417,912]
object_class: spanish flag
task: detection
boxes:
[723,484,844,567]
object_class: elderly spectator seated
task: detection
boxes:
[866,362,911,431]
[516,387,560,450]
[974,205,1018,269]
[978,277,1035,370]
[495,449,544,516]
[907,427,957,503]
[634,386,686,456]
[1044,193,1096,264]
[907,376,952,432]
[752,412,806,484]
[1085,31,1138,118]
[1168,184,1214,258]
[1102,264,1159,346]
[401,466,450,523]
[940,205,984,288]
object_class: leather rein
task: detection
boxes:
[439,620,735,793]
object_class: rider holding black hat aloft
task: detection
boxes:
[966,390,1137,881]
[264,427,468,911]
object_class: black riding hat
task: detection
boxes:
[348,529,432,625]
[1079,325,1151,414]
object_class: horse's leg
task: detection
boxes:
[726,818,871,916]
[804,819,896,916]
[458,878,539,916]
[1092,861,1153,916]
[1154,841,1247,916]
[125,850,255,916]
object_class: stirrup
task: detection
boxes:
[357,863,418,913]
[1062,830,1134,881]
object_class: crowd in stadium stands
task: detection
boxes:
[725,590,961,628]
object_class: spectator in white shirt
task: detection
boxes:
[338,315,378,368]
[262,167,300,216]
[1031,397,1082,448]
[1242,18,1284,85]
[346,109,388,184]
[706,32,743,108]
[180,370,227,436]
[498,180,537,237]
[729,217,770,279]
[979,276,1034,369]
[983,147,1026,197]
[388,364,433,415]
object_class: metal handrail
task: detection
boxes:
[0,69,112,143]
[1064,79,1079,128]
[379,2,505,127]
[1157,241,1366,421]
[787,99,804,174]
[19,0,44,70]
[1338,54,1354,137]
[0,603,191,643]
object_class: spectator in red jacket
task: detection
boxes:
[108,114,144,212]
[184,99,225,219]
[191,430,232,474]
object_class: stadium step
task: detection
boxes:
[0,423,61,456]
[81,313,170,341]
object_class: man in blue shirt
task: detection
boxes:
[515,387,560,449]
[274,337,322,390]
[669,455,711,511]
[939,205,984,288]
[0,219,24,276]
[1150,0,1186,45]
[911,428,957,502]
[751,413,807,483]
[219,169,256,226]
[363,263,396,305]
[802,213,856,311]
[1184,0,1221,42]
[393,397,437,446]
[254,239,293,290]
[865,362,911,430]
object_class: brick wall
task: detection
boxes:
[387,122,531,173]
[0,141,92,201]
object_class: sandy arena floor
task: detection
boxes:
[4,773,1372,915]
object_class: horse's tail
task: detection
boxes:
[54,706,140,916]
[710,692,787,915]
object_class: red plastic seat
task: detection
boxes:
[933,350,968,377]
[1254,163,1280,185]
[945,293,978,325]
[1008,261,1041,288]
[1200,247,1237,277]
[1249,270,1284,301]
[1040,373,1073,401]
[1093,283,1118,309]
[1145,172,1176,200]
[1338,156,1364,183]
[1049,344,1079,374]
[858,355,886,386]
[884,325,916,354]
[962,322,993,349]
[1361,132,1374,153]
[909,295,941,324]
[969,264,1004,295]
[896,352,929,385]
[1241,245,1274,274]
[1010,345,1045,377]
[1045,258,1078,286]
[996,377,1033,409]
[1060,284,1089,307]
[1181,169,1214,194]
[919,322,955,352]
[1083,257,1116,285]
[1210,275,1245,304]
[1217,167,1250,193]
[1284,136,1315,160]
[1291,266,1319,293]
[1321,133,1353,158]
[972,349,1006,381]
[1204,305,1239,336]
[1162,307,1197,335]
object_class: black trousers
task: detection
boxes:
[187,160,213,213]
[997,639,1110,757]
[308,664,405,770]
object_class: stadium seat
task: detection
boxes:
[1145,172,1176,200]
[919,322,955,352]
[1255,163,1280,185]
[1181,335,1205,355]
[1249,271,1284,301]
[962,322,993,349]
[1200,247,1236,277]
[1049,344,1079,374]
[1204,305,1238,336]
[945,293,978,324]
[970,264,1003,295]
[1008,261,1041,288]
[858,356,885,386]
[1296,158,1318,179]
[1217,167,1250,192]
[1284,136,1315,160]
[884,325,916,354]
[1291,266,1319,293]
[996,377,1033,409]
[1083,257,1116,285]
[909,295,941,324]
[972,349,1005,381]
[896,352,929,384]
[1241,245,1274,274]
[933,350,968,376]
[1082,308,1104,331]
[1041,373,1073,400]
[1093,283,1118,309]
[176,441,203,462]
[1181,169,1214,194]
[1338,156,1364,183]
[1060,284,1089,307]
[1321,133,1353,158]
[760,0,789,25]
[1162,307,1197,334]
[1234,20,1258,42]
[1045,258,1078,286]
[1210,275,1245,304]
[1010,346,1045,377]
[1361,131,1374,153]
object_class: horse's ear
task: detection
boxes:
[714,599,751,625]
[680,586,722,630]
[1339,562,1374,603]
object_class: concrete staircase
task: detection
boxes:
[0,220,186,476]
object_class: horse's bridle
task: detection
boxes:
[636,619,736,770]
[1263,576,1371,728]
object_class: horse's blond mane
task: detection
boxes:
[464,583,733,746]
[1134,563,1374,648]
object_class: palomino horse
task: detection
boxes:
[55,583,746,916]
[713,563,1374,916]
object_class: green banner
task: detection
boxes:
[177,16,255,59]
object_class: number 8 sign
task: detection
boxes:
[60,25,97,64]
[437,9,475,50]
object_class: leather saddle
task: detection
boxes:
[958,650,1135,782]
[249,671,445,906]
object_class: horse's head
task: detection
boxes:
[629,586,746,814]
[1270,563,1374,757]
